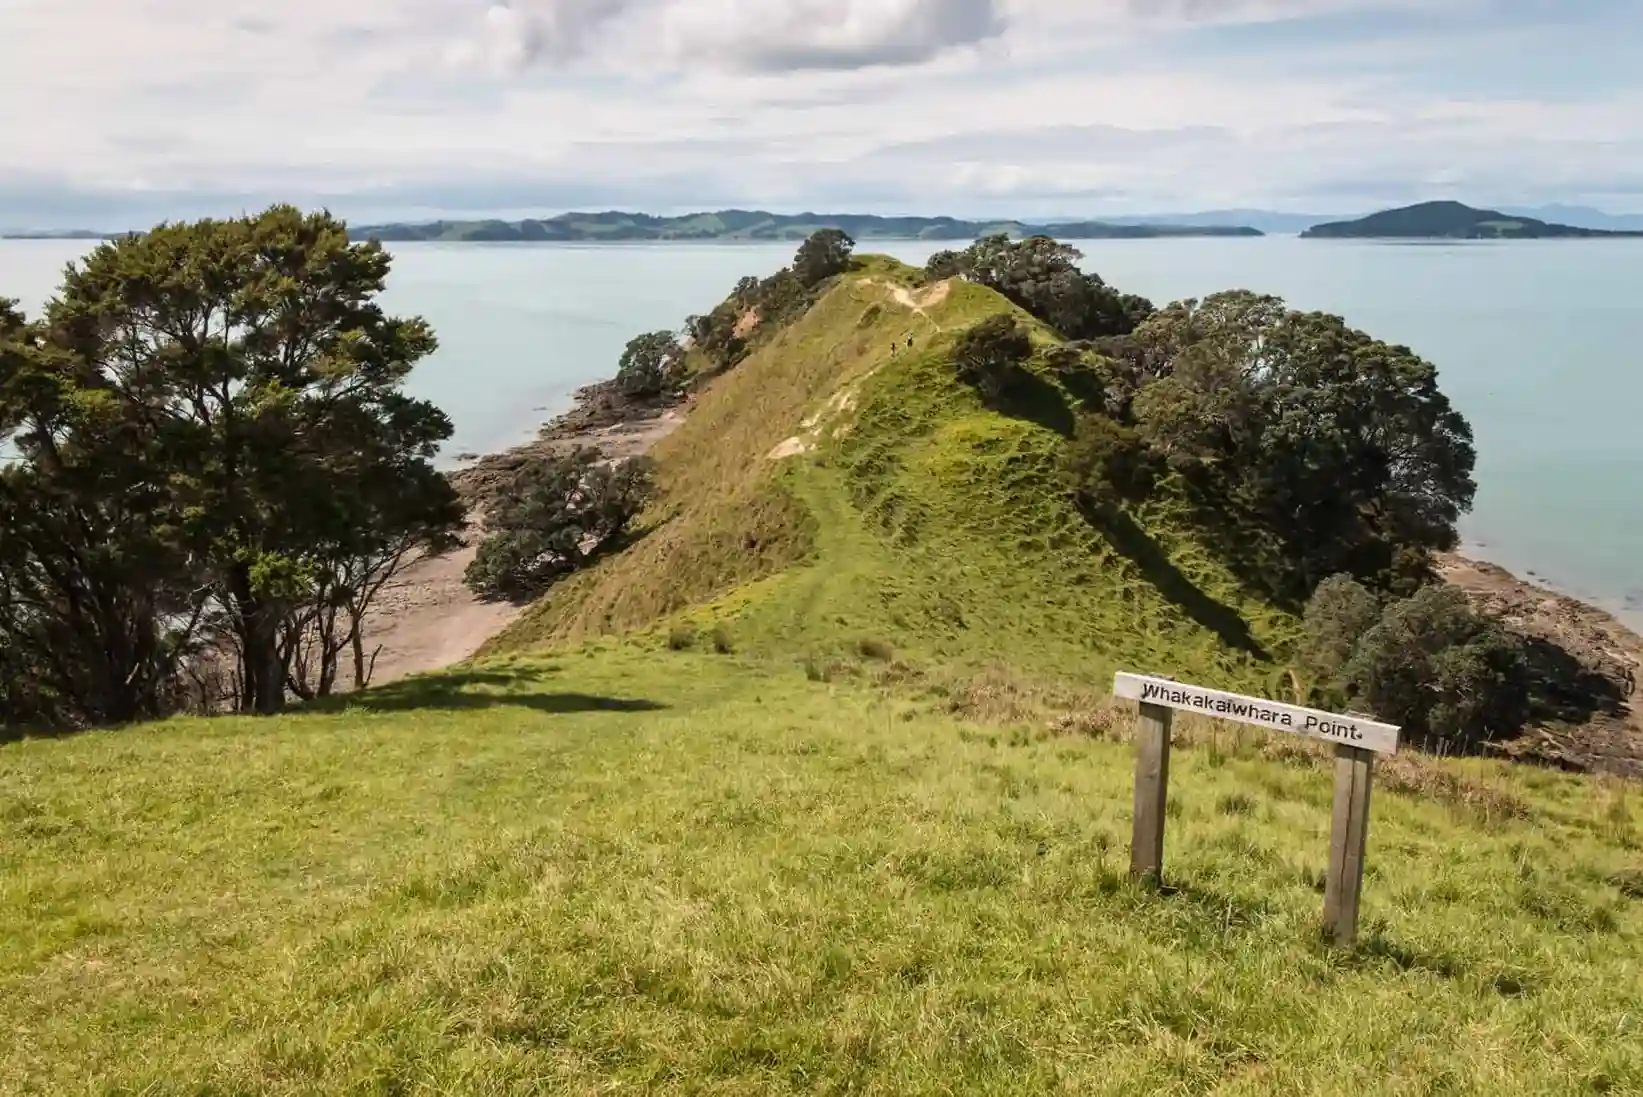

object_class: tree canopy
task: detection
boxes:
[615,331,685,399]
[465,450,656,602]
[0,206,462,728]
[1103,291,1477,601]
[929,234,1155,340]
[793,228,855,287]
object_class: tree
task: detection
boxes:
[793,229,855,287]
[1062,413,1157,504]
[465,450,655,601]
[8,207,463,719]
[1343,585,1531,748]
[946,234,1154,339]
[1,300,207,729]
[1126,291,1477,601]
[615,330,684,399]
[924,249,964,280]
[1294,574,1384,702]
[952,314,1032,402]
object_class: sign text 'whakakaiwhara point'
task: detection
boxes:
[1113,671,1402,948]
[1113,672,1401,755]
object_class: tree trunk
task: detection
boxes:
[252,618,284,715]
[351,626,368,691]
[230,562,286,716]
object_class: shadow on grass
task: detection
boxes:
[990,369,1077,438]
[1081,501,1269,660]
[1156,879,1276,935]
[317,669,668,717]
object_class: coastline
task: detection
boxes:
[355,384,686,688]
[362,384,1641,775]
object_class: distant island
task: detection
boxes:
[343,210,1264,242]
[1301,201,1643,240]
[0,229,118,240]
[0,212,1260,242]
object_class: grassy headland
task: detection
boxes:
[4,222,1641,1094]
[486,255,1295,699]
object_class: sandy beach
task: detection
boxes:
[355,388,687,688]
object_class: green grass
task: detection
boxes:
[488,257,1296,698]
[7,256,1642,1093]
[4,652,1640,1094]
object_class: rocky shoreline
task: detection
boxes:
[1436,553,1641,776]
[448,381,686,504]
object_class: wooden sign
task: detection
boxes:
[1113,672,1401,948]
[1113,673,1400,754]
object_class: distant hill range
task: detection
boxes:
[1301,201,1643,240]
[0,228,118,240]
[344,210,1263,242]
[11,201,1643,241]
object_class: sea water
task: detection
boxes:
[3,235,1638,626]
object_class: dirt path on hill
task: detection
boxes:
[356,402,686,688]
[862,277,952,330]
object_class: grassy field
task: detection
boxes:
[4,650,1640,1094]
[6,256,1642,1093]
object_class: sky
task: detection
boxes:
[2,0,1642,226]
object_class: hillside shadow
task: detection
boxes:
[319,668,668,717]
[1081,501,1269,660]
[990,370,1077,438]
[1521,637,1628,724]
[1055,367,1108,413]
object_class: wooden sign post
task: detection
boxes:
[1113,672,1401,948]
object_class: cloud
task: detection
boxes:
[1,0,1642,227]
[458,0,1008,73]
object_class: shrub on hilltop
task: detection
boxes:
[465,450,656,602]
[793,228,855,287]
[952,314,1033,401]
[927,234,1155,339]
[687,229,857,373]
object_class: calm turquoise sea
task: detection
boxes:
[4,236,1639,627]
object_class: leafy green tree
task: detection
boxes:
[793,229,855,287]
[1,300,206,729]
[953,314,1032,402]
[615,331,685,399]
[923,249,964,280]
[1127,291,1477,600]
[1294,574,1384,702]
[1062,413,1158,504]
[10,207,462,718]
[1343,585,1531,748]
[466,450,655,601]
[949,235,1154,339]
